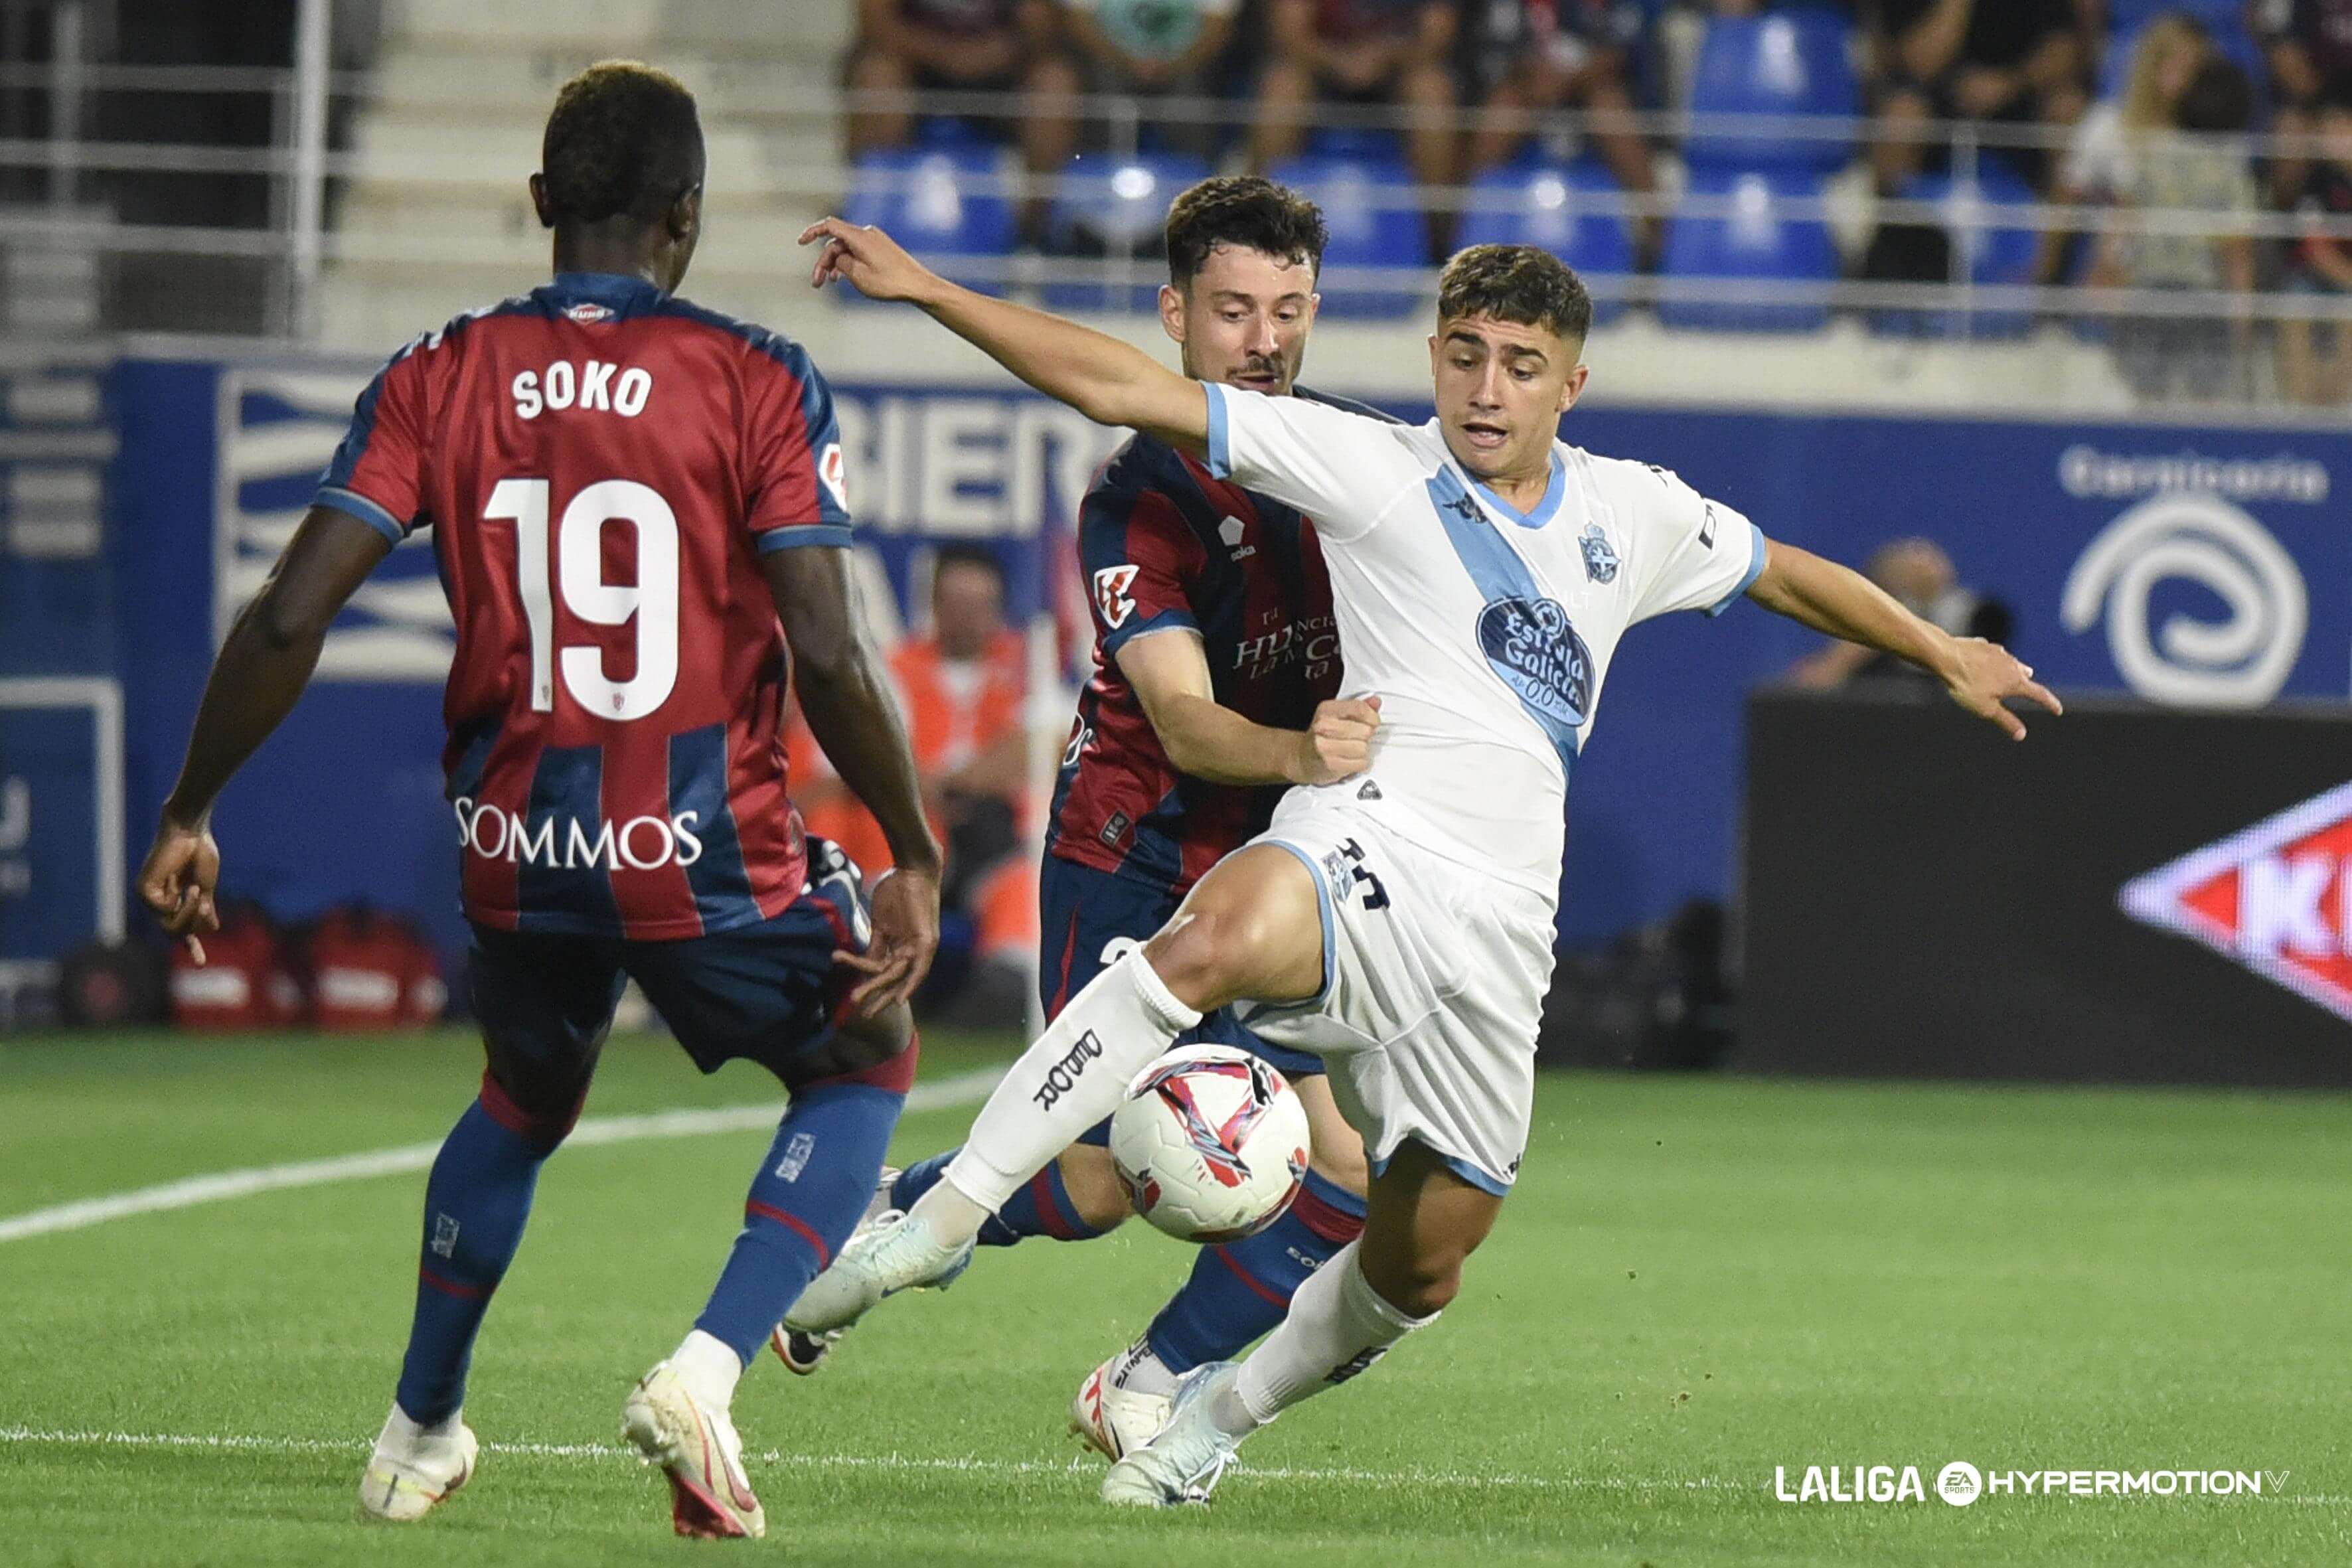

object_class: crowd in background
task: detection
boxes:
[841,0,2352,404]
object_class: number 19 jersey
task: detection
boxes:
[313,271,853,940]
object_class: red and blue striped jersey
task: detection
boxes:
[313,271,852,940]
[1047,388,1387,894]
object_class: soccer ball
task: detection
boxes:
[1109,1045,1310,1243]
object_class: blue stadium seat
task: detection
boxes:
[1869,166,2042,339]
[1455,158,1634,323]
[1659,169,1838,332]
[2107,0,2247,37]
[1685,7,1859,175]
[1304,127,1404,163]
[1042,151,1212,312]
[1267,147,1429,318]
[841,144,1017,300]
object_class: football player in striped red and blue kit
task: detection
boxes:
[136,63,939,1540]
[785,177,1384,1461]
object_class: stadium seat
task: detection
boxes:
[2106,0,2247,38]
[1867,166,2041,339]
[1684,7,1859,175]
[841,143,1018,299]
[1042,151,1212,312]
[1304,127,1404,163]
[1658,169,1838,333]
[1267,147,1429,319]
[1454,158,1634,323]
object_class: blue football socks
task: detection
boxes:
[692,1077,905,1364]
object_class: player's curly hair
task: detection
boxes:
[539,60,704,228]
[1164,176,1327,288]
[1437,245,1593,347]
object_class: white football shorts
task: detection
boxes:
[1237,784,1555,1194]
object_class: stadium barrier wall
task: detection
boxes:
[1740,689,2352,1085]
[7,347,2348,994]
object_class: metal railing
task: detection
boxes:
[11,60,2352,378]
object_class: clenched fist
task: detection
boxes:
[1289,696,1382,785]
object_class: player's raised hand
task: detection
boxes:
[799,218,943,305]
[138,815,221,964]
[1940,637,2063,741]
[835,864,941,1018]
[1292,696,1382,785]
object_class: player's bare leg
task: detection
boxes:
[1101,1140,1504,1506]
[785,845,1324,1334]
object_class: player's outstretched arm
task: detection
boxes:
[1746,537,2063,740]
[764,544,944,1014]
[139,507,391,956]
[1117,631,1379,786]
[800,218,1210,454]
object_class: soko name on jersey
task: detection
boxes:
[509,358,655,420]
[453,797,706,870]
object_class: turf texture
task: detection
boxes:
[1,1028,2345,1566]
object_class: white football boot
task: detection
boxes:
[1069,1338,1177,1460]
[1099,1361,1248,1508]
[621,1360,766,1539]
[769,1165,901,1375]
[779,1208,974,1339]
[358,1403,478,1522]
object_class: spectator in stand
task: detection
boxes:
[2038,12,2212,283]
[788,546,1037,1008]
[1867,0,2094,195]
[1253,0,1460,214]
[1786,538,2014,688]
[2092,56,2258,402]
[845,0,1081,239]
[2259,0,2352,202]
[1060,0,1240,150]
[2278,80,2352,404]
[1462,0,1660,258]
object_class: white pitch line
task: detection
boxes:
[0,1425,1723,1493]
[0,1065,1004,1246]
[3,1428,2340,1505]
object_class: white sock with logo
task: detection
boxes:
[671,1328,744,1411]
[924,953,1200,1238]
[1217,1241,1436,1436]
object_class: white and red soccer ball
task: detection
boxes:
[1109,1044,1309,1243]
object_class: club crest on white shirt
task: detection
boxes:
[1579,522,1620,584]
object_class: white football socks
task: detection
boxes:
[672,1328,744,1410]
[925,952,1201,1236]
[382,1401,465,1449]
[1219,1241,1437,1436]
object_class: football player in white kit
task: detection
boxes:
[789,220,2061,1506]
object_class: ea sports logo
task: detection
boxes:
[2061,493,2306,708]
[1936,1462,1982,1507]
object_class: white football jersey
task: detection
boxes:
[1204,383,1765,904]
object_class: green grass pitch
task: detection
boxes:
[1,1028,2345,1566]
